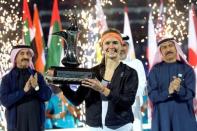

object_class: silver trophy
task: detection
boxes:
[53,26,80,67]
[46,22,95,84]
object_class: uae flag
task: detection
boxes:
[22,0,35,46]
[33,4,46,74]
[188,4,197,117]
[46,0,63,70]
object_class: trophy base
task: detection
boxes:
[46,66,95,84]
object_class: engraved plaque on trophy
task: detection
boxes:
[46,23,95,84]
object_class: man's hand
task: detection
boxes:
[169,76,181,94]
[24,78,31,92]
[30,73,38,89]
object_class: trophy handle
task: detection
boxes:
[52,30,80,67]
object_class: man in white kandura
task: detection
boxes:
[120,35,147,131]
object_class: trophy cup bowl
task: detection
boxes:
[45,28,95,85]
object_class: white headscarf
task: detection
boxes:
[150,38,188,70]
[10,45,34,69]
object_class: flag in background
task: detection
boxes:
[147,0,165,69]
[33,4,46,74]
[123,7,135,60]
[188,5,197,67]
[188,4,197,117]
[22,0,35,46]
[95,0,108,34]
[46,0,63,70]
[147,12,157,70]
[95,0,108,63]
[146,12,157,126]
[146,1,166,126]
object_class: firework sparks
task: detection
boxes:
[150,1,194,42]
[0,0,127,78]
[63,0,125,68]
[0,0,22,78]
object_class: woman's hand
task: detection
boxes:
[81,78,105,93]
[46,69,54,77]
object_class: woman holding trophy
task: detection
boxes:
[47,28,138,131]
